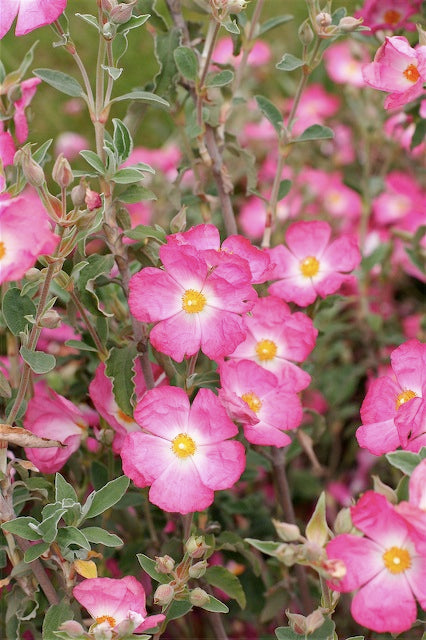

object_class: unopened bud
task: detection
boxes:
[25,267,42,282]
[372,475,397,504]
[334,508,353,535]
[417,23,426,46]
[189,587,210,607]
[153,583,174,606]
[316,12,332,28]
[110,1,136,24]
[14,147,45,187]
[305,609,326,633]
[85,187,102,211]
[287,611,308,635]
[71,182,86,208]
[338,16,364,32]
[298,19,314,45]
[276,543,298,566]
[39,309,61,329]
[273,520,301,542]
[102,20,116,39]
[58,620,86,638]
[169,205,187,234]
[102,0,117,11]
[226,0,247,12]
[185,535,210,559]
[188,560,208,578]
[155,555,175,574]
[287,609,325,635]
[52,153,73,188]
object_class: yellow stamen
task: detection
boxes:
[403,64,420,83]
[172,433,197,458]
[117,408,134,424]
[0,241,5,260]
[96,615,117,627]
[255,339,277,362]
[396,389,417,410]
[300,256,320,278]
[241,392,262,413]
[182,289,206,314]
[382,547,411,574]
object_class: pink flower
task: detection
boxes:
[0,0,67,38]
[326,491,426,634]
[219,359,303,447]
[129,243,255,362]
[268,221,361,307]
[12,78,41,143]
[121,386,245,514]
[0,190,59,284]
[396,459,426,555]
[323,41,370,88]
[362,36,426,110]
[54,132,89,161]
[286,84,340,136]
[212,37,271,67]
[355,0,422,33]
[85,187,102,210]
[89,361,167,452]
[373,171,424,227]
[24,383,89,473]
[123,144,181,182]
[356,339,426,455]
[73,576,165,633]
[227,295,316,389]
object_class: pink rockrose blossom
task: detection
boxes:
[299,168,362,226]
[323,41,370,88]
[268,221,361,307]
[355,0,422,33]
[356,339,426,455]
[24,383,89,473]
[54,132,89,161]
[0,190,59,284]
[128,243,256,362]
[326,491,426,634]
[362,36,426,110]
[212,36,271,67]
[123,144,181,182]
[286,84,340,136]
[73,576,165,633]
[396,459,426,554]
[0,130,16,192]
[38,322,81,356]
[13,78,41,143]
[218,359,303,447]
[384,107,426,157]
[121,386,246,514]
[227,296,317,390]
[168,223,271,284]
[395,396,426,452]
[89,361,167,452]
[0,0,67,39]
[373,171,424,227]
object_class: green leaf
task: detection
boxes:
[277,179,292,201]
[385,450,424,476]
[118,13,150,32]
[55,474,77,503]
[19,347,56,374]
[109,90,169,108]
[105,345,137,415]
[255,95,282,134]
[82,527,123,547]
[276,618,335,640]
[166,599,193,621]
[305,492,329,547]
[296,124,334,142]
[245,539,282,556]
[113,118,133,165]
[276,53,304,71]
[259,14,293,36]
[111,168,144,184]
[411,118,426,150]
[205,70,235,87]
[361,242,391,271]
[1,517,41,541]
[42,602,74,640]
[345,637,365,639]
[56,527,90,550]
[33,69,85,98]
[200,595,229,614]
[137,554,171,583]
[83,476,130,520]
[174,46,198,82]
[38,510,67,544]
[124,224,166,243]
[64,340,98,352]
[101,65,123,80]
[154,27,181,101]
[76,254,115,317]
[3,288,36,335]
[205,566,246,609]
[79,150,105,174]
[75,13,100,31]
[24,541,50,563]
[33,139,53,165]
[118,184,157,202]
[0,370,11,398]
[223,20,240,34]
[18,42,39,79]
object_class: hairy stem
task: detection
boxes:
[17,537,59,606]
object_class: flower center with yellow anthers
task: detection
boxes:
[117,408,134,424]
[382,546,411,574]
[182,289,207,314]
[241,392,262,413]
[255,339,278,362]
[403,64,420,83]
[396,389,417,410]
[96,615,117,627]
[383,9,401,25]
[172,433,197,458]
[0,242,6,260]
[299,256,320,278]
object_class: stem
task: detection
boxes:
[197,20,220,129]
[204,126,237,236]
[320,575,333,611]
[182,513,193,542]
[16,537,59,605]
[69,290,108,357]
[271,448,313,615]
[143,491,160,548]
[233,0,266,93]
[261,145,287,249]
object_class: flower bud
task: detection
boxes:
[338,16,364,32]
[273,520,301,542]
[102,0,117,11]
[417,23,426,47]
[185,535,210,559]
[298,19,314,45]
[188,560,208,579]
[276,543,298,566]
[71,182,86,208]
[52,153,73,188]
[305,609,326,634]
[110,1,136,24]
[226,0,246,12]
[39,309,61,329]
[315,12,332,28]
[58,620,86,638]
[169,206,187,234]
[102,21,116,39]
[25,267,42,282]
[287,611,308,635]
[372,475,397,504]
[155,555,175,574]
[333,508,353,535]
[153,583,174,606]
[189,587,210,607]
[14,147,45,187]
[85,187,102,211]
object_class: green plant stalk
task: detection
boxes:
[69,290,109,357]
